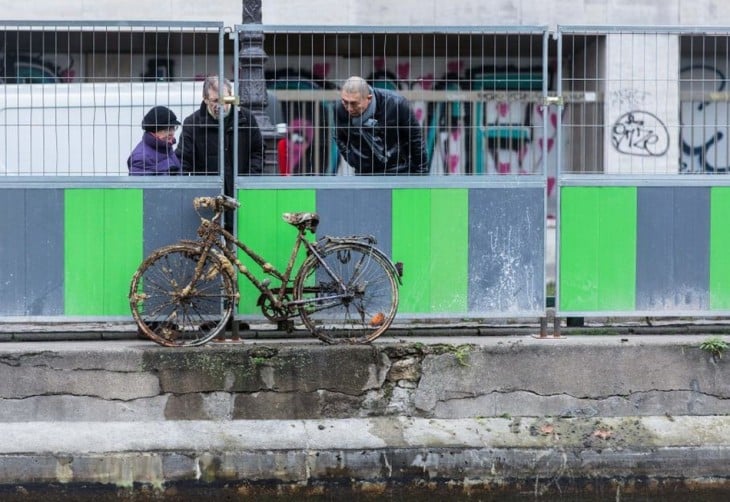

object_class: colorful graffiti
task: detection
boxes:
[0,53,75,83]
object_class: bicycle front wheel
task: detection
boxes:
[129,244,237,347]
[293,242,399,344]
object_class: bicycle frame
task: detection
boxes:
[192,205,354,317]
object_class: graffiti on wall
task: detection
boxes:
[610,88,651,108]
[611,111,669,157]
[0,52,76,83]
[680,65,730,173]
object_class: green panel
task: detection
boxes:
[236,189,316,315]
[65,189,143,315]
[710,187,730,309]
[392,189,468,313]
[430,190,469,312]
[393,189,431,313]
[65,189,103,314]
[560,188,597,310]
[560,186,636,311]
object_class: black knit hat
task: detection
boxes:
[142,106,180,132]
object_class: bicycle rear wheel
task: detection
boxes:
[129,244,237,347]
[294,242,399,344]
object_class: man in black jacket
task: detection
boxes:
[333,75,428,175]
[176,75,264,175]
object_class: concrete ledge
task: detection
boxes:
[1,417,729,496]
[1,336,730,422]
[3,319,730,341]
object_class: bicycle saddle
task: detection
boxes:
[282,212,320,233]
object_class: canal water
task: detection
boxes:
[2,480,729,501]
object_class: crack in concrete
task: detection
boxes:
[0,352,61,366]
[435,388,730,403]
[1,393,161,402]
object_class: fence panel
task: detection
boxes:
[234,180,546,320]
[0,21,227,321]
[556,26,730,317]
[0,182,219,319]
[232,26,550,320]
[0,21,230,176]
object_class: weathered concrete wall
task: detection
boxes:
[1,335,728,422]
[1,334,729,495]
[1,417,730,497]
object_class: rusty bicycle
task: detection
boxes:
[129,194,402,347]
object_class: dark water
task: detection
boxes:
[2,480,729,501]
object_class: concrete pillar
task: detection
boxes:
[604,33,679,174]
[239,0,279,173]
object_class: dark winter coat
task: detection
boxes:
[333,87,428,175]
[176,102,264,175]
[127,132,181,175]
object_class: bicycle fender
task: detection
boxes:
[319,235,377,246]
[368,246,404,286]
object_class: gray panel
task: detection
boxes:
[636,187,709,310]
[0,189,64,315]
[0,190,28,315]
[25,189,65,315]
[315,189,392,255]
[143,188,218,254]
[468,188,544,313]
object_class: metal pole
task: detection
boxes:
[239,0,280,173]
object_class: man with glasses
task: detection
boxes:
[333,75,428,175]
[176,75,264,175]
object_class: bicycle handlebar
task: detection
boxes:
[193,195,241,212]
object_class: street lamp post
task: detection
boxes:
[239,0,279,174]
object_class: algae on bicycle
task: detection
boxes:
[129,195,402,347]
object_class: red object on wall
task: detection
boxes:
[277,138,290,175]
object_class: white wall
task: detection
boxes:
[0,1,241,27]
[604,34,679,174]
[1,0,730,28]
[260,0,730,27]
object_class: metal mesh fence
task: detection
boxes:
[260,26,550,178]
[559,26,730,175]
[0,21,225,176]
[1,23,554,181]
[7,24,729,181]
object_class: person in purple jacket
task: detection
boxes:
[127,106,182,175]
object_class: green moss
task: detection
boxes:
[452,344,472,367]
